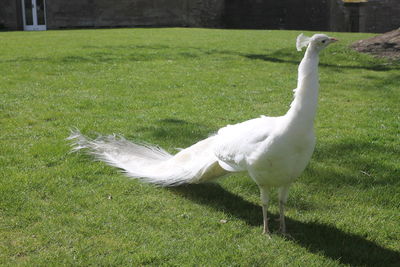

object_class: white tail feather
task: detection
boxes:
[67,129,228,186]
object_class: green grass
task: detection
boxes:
[1,28,399,266]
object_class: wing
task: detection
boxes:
[214,115,279,172]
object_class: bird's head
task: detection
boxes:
[296,33,338,52]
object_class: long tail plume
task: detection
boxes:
[67,129,225,186]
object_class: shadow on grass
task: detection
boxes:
[244,48,400,71]
[134,118,215,148]
[312,139,400,189]
[85,45,400,72]
[5,44,399,72]
[361,73,400,92]
[170,183,400,266]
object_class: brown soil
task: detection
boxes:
[351,28,400,60]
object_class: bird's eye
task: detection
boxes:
[322,40,326,44]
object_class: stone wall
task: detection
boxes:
[363,0,400,33]
[223,0,400,33]
[187,0,225,27]
[1,0,399,32]
[0,0,21,30]
[45,0,224,29]
[329,0,400,33]
[223,0,331,31]
[46,0,184,29]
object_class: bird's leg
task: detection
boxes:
[278,186,290,234]
[260,187,270,235]
[278,200,286,234]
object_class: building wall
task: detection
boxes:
[223,0,331,31]
[330,0,400,33]
[45,0,224,29]
[223,0,400,33]
[0,0,21,30]
[363,0,400,33]
[0,0,399,32]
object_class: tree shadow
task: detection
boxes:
[360,73,400,92]
[170,183,400,266]
[82,44,400,73]
[5,43,398,73]
[244,49,400,71]
[82,44,171,50]
[133,118,215,148]
[312,139,400,189]
[0,44,203,64]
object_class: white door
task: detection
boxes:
[22,0,47,31]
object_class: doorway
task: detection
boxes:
[22,0,47,31]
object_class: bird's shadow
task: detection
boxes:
[169,183,400,267]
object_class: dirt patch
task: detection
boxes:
[351,28,400,60]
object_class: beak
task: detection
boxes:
[329,37,338,43]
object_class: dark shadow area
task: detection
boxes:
[2,44,399,73]
[312,139,399,189]
[244,48,300,64]
[301,137,400,211]
[244,50,400,71]
[223,0,330,31]
[170,183,262,226]
[82,44,171,50]
[170,183,400,266]
[361,73,400,91]
[133,118,215,148]
[82,44,400,72]
[245,54,295,64]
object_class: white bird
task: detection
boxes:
[68,33,337,235]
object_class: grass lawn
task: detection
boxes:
[1,28,399,266]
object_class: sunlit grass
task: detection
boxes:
[1,28,399,266]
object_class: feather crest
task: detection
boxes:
[296,33,311,51]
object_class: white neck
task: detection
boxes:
[285,45,320,132]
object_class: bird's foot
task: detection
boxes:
[262,225,272,238]
[275,218,291,238]
[262,230,272,239]
[277,229,293,239]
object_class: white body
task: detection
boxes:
[69,33,337,234]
